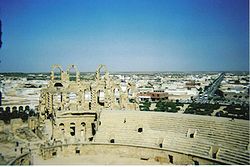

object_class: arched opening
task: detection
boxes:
[80,122,86,141]
[97,90,105,106]
[127,88,134,102]
[70,123,76,136]
[12,106,18,118]
[110,139,115,143]
[95,64,109,81]
[54,93,62,110]
[186,129,197,138]
[138,127,143,133]
[84,90,91,102]
[19,106,23,112]
[75,147,80,155]
[59,123,65,133]
[54,83,63,87]
[68,92,77,103]
[25,106,30,111]
[53,67,62,81]
[0,107,3,113]
[91,123,96,135]
[6,107,10,113]
[12,106,17,112]
[114,88,120,103]
[67,65,77,81]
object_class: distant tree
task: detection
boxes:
[215,89,224,98]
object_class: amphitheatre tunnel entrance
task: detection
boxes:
[210,146,220,159]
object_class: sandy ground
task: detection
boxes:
[33,154,165,165]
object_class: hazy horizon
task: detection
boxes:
[0,0,249,72]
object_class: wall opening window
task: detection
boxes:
[59,123,65,134]
[70,127,75,136]
[68,65,77,81]
[97,90,105,106]
[76,149,80,154]
[52,151,57,156]
[70,123,76,136]
[84,90,91,102]
[138,128,143,133]
[53,67,62,80]
[190,133,194,138]
[91,123,96,135]
[89,102,91,110]
[69,92,77,103]
[159,143,163,148]
[110,139,115,143]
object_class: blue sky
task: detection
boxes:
[0,0,248,72]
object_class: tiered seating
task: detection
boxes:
[94,110,250,164]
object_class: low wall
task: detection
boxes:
[7,152,31,165]
[40,143,227,165]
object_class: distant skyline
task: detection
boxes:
[0,0,249,72]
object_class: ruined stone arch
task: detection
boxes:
[95,64,109,81]
[51,64,63,81]
[66,64,80,82]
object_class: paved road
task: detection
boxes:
[196,73,225,103]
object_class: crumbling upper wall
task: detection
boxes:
[38,64,139,119]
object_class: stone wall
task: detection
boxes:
[40,143,225,165]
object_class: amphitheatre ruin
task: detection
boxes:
[0,64,249,165]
